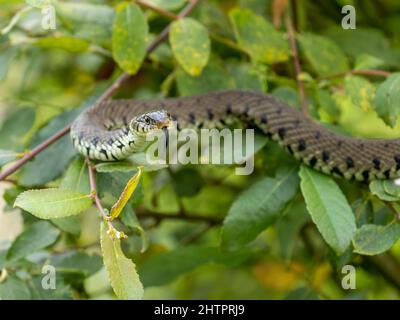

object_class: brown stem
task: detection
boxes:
[290,0,299,30]
[136,0,178,20]
[366,253,400,291]
[0,0,199,182]
[135,207,223,226]
[86,158,109,222]
[179,223,213,245]
[285,12,308,116]
[0,126,70,181]
[385,202,400,222]
[318,69,391,81]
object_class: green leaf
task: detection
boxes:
[298,33,349,77]
[60,158,90,194]
[54,1,114,26]
[140,246,252,287]
[25,0,49,8]
[299,166,356,254]
[172,167,205,198]
[383,180,400,198]
[14,188,92,219]
[222,166,299,249]
[227,62,266,92]
[51,216,81,236]
[0,107,35,151]
[6,221,60,262]
[0,47,18,81]
[229,8,289,64]
[369,180,400,202]
[344,75,375,112]
[2,186,25,212]
[34,37,90,53]
[324,27,397,67]
[112,2,148,74]
[146,0,186,10]
[120,208,148,253]
[54,1,114,44]
[95,161,137,173]
[176,60,235,96]
[169,18,210,76]
[96,171,143,204]
[276,201,310,261]
[373,73,400,127]
[50,251,103,277]
[18,108,80,186]
[100,222,144,300]
[0,276,31,299]
[29,276,73,300]
[354,53,384,70]
[0,149,19,167]
[315,89,340,117]
[353,223,400,255]
[272,87,302,110]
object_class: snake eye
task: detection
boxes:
[144,116,150,124]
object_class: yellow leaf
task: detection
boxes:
[252,260,305,291]
[109,167,142,220]
[311,262,331,289]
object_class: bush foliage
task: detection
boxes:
[1,0,400,300]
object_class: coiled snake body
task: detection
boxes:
[71,90,400,181]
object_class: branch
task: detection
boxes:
[135,207,223,226]
[86,158,109,222]
[0,126,70,181]
[385,202,400,222]
[285,11,308,116]
[135,0,178,20]
[0,0,199,182]
[180,224,213,245]
[318,69,391,81]
[366,252,400,291]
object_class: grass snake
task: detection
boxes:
[70,90,400,181]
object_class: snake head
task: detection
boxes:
[130,110,173,134]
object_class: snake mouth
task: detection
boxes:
[156,119,173,130]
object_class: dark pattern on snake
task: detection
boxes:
[71,90,400,181]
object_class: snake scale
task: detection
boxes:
[71,90,400,181]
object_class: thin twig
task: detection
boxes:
[86,158,109,222]
[318,69,391,81]
[180,223,213,245]
[135,207,223,226]
[209,33,247,54]
[0,0,199,182]
[86,158,127,238]
[136,0,178,20]
[385,202,400,222]
[285,12,308,116]
[366,253,400,291]
[0,126,70,181]
[290,0,298,30]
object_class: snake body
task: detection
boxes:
[71,90,400,181]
